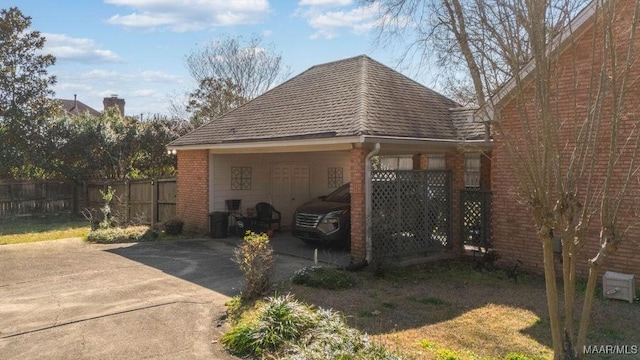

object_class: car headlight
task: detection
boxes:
[317,210,346,234]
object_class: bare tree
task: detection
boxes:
[374,0,640,358]
[184,34,290,113]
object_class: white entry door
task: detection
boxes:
[271,163,310,227]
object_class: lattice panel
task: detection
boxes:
[371,170,451,260]
[461,190,492,249]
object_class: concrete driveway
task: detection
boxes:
[0,236,322,359]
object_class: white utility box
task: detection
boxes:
[603,271,636,303]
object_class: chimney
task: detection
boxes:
[71,94,77,111]
[103,94,125,116]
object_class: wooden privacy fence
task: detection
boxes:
[0,181,78,218]
[0,178,176,226]
[84,178,176,226]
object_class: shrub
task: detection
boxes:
[87,226,154,243]
[291,266,356,290]
[283,308,404,360]
[222,294,406,360]
[233,231,275,299]
[222,294,317,357]
[219,321,257,357]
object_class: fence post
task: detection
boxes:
[151,178,158,228]
[125,180,130,224]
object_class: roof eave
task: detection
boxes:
[167,134,493,154]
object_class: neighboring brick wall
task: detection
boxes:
[492,2,640,280]
[176,150,210,234]
[350,147,367,263]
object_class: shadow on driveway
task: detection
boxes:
[105,239,244,297]
[104,231,348,297]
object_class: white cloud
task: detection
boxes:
[53,68,187,115]
[104,0,270,32]
[298,0,353,6]
[298,2,381,39]
[43,33,124,63]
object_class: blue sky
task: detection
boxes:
[5,0,432,117]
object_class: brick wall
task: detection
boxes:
[480,152,492,190]
[350,147,367,263]
[446,152,465,252]
[176,150,210,234]
[492,2,640,280]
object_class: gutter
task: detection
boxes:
[166,133,493,153]
[364,142,380,263]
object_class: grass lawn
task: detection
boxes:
[0,216,90,245]
[277,259,640,360]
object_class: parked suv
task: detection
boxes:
[292,183,350,247]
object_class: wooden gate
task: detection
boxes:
[85,178,176,226]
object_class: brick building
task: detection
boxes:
[168,55,490,265]
[489,1,640,280]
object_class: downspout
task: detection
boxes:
[364,142,380,263]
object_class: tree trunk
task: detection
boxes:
[576,241,613,356]
[541,235,564,359]
[562,239,575,349]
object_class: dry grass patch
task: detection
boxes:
[279,258,640,360]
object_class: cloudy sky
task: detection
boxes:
[7,0,431,117]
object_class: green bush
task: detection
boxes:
[291,266,356,290]
[219,321,257,357]
[222,294,317,357]
[222,294,406,360]
[87,226,155,243]
[233,231,275,299]
[283,308,405,360]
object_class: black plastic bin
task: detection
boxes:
[209,211,229,238]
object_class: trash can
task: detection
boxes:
[209,211,229,238]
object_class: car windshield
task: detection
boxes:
[324,184,350,202]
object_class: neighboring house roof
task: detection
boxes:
[170,55,486,148]
[58,98,101,116]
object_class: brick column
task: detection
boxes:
[176,150,210,234]
[412,154,428,170]
[350,147,367,263]
[480,151,492,190]
[445,152,465,253]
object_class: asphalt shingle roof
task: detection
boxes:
[58,98,101,117]
[170,55,485,147]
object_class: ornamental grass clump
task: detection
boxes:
[222,294,405,359]
[221,294,317,357]
[282,308,405,360]
[233,231,274,299]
